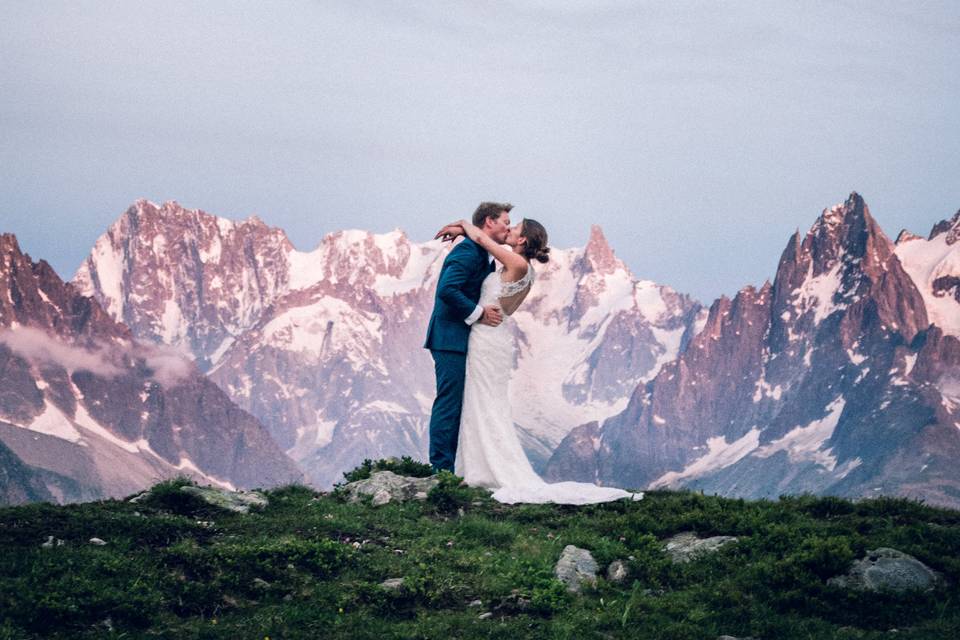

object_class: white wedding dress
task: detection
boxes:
[454,267,644,505]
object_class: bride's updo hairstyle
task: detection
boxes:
[520,219,550,264]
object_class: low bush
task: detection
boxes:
[338,456,435,484]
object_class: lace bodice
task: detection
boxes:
[500,265,535,297]
[479,265,535,306]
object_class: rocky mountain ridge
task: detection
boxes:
[0,233,303,504]
[546,193,960,510]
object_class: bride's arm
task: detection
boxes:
[434,223,464,242]
[455,220,527,273]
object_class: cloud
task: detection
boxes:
[140,345,195,388]
[0,327,123,377]
[0,327,197,388]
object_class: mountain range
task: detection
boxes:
[2,193,958,508]
[72,200,702,487]
[546,193,960,509]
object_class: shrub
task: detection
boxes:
[266,484,321,502]
[427,471,475,513]
[528,579,570,615]
[136,476,217,517]
[626,534,676,589]
[338,456,434,485]
[794,494,855,519]
[4,549,164,633]
[787,535,856,581]
[162,536,353,613]
[455,514,516,547]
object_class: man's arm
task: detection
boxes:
[463,304,484,325]
[437,243,484,323]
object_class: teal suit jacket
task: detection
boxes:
[424,237,492,353]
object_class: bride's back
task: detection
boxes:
[498,266,533,316]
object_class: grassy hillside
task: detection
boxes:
[1,462,959,639]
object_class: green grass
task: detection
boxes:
[1,467,959,639]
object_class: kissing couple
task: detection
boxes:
[424,202,643,505]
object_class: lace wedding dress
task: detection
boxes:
[454,267,644,505]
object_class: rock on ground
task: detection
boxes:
[379,578,405,590]
[340,471,439,506]
[663,532,738,563]
[179,485,269,513]
[827,547,943,592]
[555,545,599,593]
[606,559,629,583]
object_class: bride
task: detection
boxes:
[435,217,643,505]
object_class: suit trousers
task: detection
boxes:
[428,349,467,473]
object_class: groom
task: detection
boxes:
[424,202,512,473]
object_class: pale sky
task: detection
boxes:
[2,1,958,303]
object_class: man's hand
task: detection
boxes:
[477,304,503,327]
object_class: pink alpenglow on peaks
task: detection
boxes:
[0,231,303,505]
[73,201,703,488]
[546,193,960,511]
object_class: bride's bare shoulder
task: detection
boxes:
[500,259,529,283]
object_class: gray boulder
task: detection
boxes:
[663,532,738,563]
[40,536,64,548]
[379,578,405,590]
[607,559,630,583]
[555,545,599,593]
[828,548,943,592]
[340,471,439,506]
[179,485,268,513]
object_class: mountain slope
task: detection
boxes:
[895,209,960,336]
[0,437,55,505]
[0,233,303,503]
[73,199,293,371]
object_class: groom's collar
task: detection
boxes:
[461,236,494,265]
[464,236,492,260]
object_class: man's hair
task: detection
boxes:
[472,202,513,227]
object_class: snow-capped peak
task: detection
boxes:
[582,225,621,274]
[896,209,960,337]
[809,193,867,239]
[1,233,22,262]
[287,228,427,292]
[895,229,923,245]
[929,210,960,245]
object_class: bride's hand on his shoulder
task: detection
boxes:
[457,219,486,243]
[434,221,465,243]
